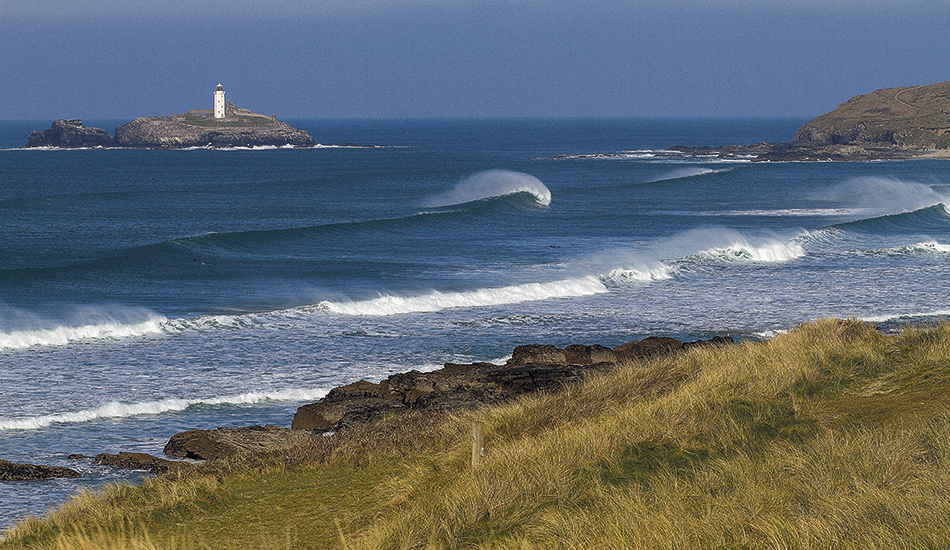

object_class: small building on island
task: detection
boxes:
[214,82,226,119]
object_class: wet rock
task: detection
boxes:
[94,452,184,474]
[0,459,81,480]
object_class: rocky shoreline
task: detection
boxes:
[2,334,732,477]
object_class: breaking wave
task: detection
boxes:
[425,170,552,207]
[0,387,329,431]
[0,315,167,350]
[690,239,806,263]
[605,264,677,284]
[878,241,950,256]
[314,277,607,316]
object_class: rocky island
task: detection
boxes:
[27,83,314,149]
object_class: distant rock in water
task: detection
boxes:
[114,103,314,148]
[27,119,114,148]
[0,458,81,480]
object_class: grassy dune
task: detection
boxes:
[5,319,950,549]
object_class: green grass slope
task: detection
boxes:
[5,319,950,549]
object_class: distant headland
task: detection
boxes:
[27,83,314,149]
[555,81,950,162]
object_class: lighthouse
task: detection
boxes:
[214,82,225,119]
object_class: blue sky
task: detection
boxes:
[2,0,950,119]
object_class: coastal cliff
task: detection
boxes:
[686,81,950,161]
[27,103,314,149]
[794,81,950,149]
[555,81,950,162]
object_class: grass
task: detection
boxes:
[5,318,950,549]
[801,81,950,147]
[178,116,276,129]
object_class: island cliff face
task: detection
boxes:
[114,103,314,148]
[27,103,314,149]
[27,119,114,148]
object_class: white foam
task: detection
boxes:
[425,170,552,207]
[883,241,950,256]
[693,239,805,263]
[693,208,868,217]
[605,264,677,284]
[0,388,329,431]
[0,316,167,350]
[315,276,607,316]
[860,309,950,324]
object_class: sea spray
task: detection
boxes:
[817,176,950,215]
[691,239,805,263]
[425,170,552,207]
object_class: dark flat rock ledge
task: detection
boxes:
[290,335,733,433]
[666,142,922,162]
[0,459,80,481]
[163,425,318,461]
[94,451,187,474]
[552,142,929,162]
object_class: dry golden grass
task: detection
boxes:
[6,319,950,549]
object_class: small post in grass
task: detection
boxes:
[472,421,485,468]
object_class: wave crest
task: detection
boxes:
[314,277,607,316]
[692,239,805,263]
[425,170,551,207]
[0,388,329,431]
[605,264,677,284]
[0,315,167,350]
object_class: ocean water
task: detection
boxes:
[3,117,950,529]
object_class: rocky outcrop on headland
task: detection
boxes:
[290,335,734,433]
[163,425,318,461]
[0,459,81,480]
[27,119,114,148]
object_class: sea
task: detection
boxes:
[2,117,950,530]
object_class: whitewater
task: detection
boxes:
[3,117,950,530]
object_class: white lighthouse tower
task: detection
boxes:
[213,82,225,119]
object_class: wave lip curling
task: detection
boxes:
[425,170,552,207]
